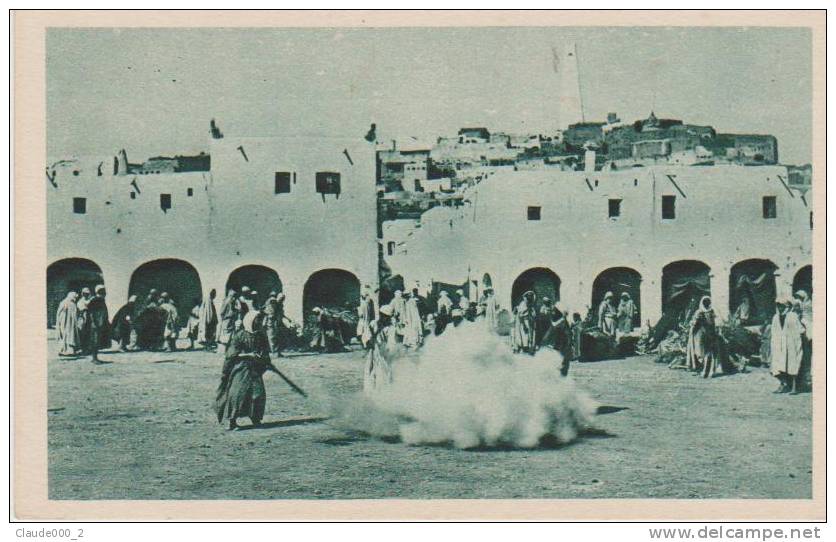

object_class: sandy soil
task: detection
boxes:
[47,335,812,500]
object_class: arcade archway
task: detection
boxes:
[792,265,812,298]
[130,259,203,325]
[592,267,642,327]
[729,259,778,325]
[511,267,560,308]
[303,268,362,317]
[46,258,104,328]
[226,265,282,309]
[661,260,711,323]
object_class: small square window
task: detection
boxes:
[160,193,172,212]
[72,197,86,214]
[527,206,541,221]
[315,172,341,195]
[608,198,622,218]
[275,172,291,194]
[762,196,777,219]
[130,191,136,199]
[662,195,676,219]
[187,187,193,197]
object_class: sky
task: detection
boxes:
[47,26,812,164]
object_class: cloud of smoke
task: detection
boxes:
[329,321,598,449]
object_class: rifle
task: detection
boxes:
[266,362,308,398]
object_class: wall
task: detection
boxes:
[388,165,812,326]
[47,136,378,323]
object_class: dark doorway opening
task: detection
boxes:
[511,267,560,308]
[592,267,642,326]
[46,258,104,328]
[130,259,203,325]
[226,265,282,309]
[729,259,778,325]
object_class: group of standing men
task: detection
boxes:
[217,287,295,356]
[510,291,581,375]
[55,285,110,364]
[55,286,214,362]
[676,289,813,391]
[54,283,298,362]
[361,285,504,396]
[596,291,638,339]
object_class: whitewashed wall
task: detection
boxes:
[47,136,379,322]
[390,165,813,323]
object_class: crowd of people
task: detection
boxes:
[53,277,814,431]
[55,285,110,364]
[670,289,813,393]
[54,284,305,364]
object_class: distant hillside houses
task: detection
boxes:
[376,113,784,197]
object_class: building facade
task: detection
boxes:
[46,135,378,325]
[385,164,812,326]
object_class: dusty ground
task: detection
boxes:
[48,334,812,500]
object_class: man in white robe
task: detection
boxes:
[598,291,617,337]
[76,287,93,354]
[770,299,804,394]
[356,285,377,349]
[401,292,424,348]
[391,290,406,339]
[480,288,500,333]
[158,292,180,352]
[197,289,219,349]
[56,291,80,356]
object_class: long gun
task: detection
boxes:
[266,362,308,398]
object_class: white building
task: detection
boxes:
[46,135,378,325]
[387,164,813,326]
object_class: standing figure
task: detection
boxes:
[731,296,752,326]
[570,312,584,361]
[217,289,241,350]
[55,291,80,356]
[197,289,218,350]
[110,295,137,352]
[770,299,804,394]
[391,290,406,339]
[309,307,348,353]
[135,294,165,351]
[86,285,110,364]
[598,291,617,337]
[512,291,537,355]
[457,289,470,323]
[185,299,201,349]
[480,287,500,333]
[549,305,572,376]
[131,289,158,350]
[239,286,256,315]
[401,291,424,348]
[364,305,397,396]
[435,290,453,335]
[686,296,719,378]
[356,286,377,349]
[616,292,637,336]
[262,291,283,355]
[536,297,554,347]
[158,292,180,352]
[214,311,272,430]
[793,290,813,390]
[76,287,93,354]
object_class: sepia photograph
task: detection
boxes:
[12,9,825,521]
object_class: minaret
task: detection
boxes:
[554,43,584,128]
